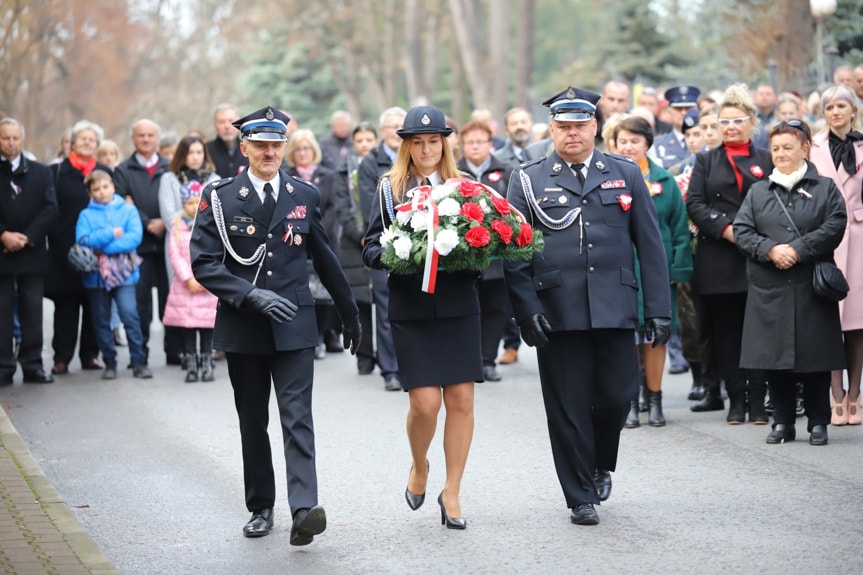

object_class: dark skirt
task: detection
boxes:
[391,314,484,389]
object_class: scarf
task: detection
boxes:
[177,166,212,186]
[724,140,750,192]
[296,164,317,182]
[768,162,808,191]
[68,151,96,177]
[828,130,862,175]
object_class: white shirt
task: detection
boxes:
[247,171,280,204]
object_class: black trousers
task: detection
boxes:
[694,292,747,394]
[478,279,507,366]
[0,275,45,374]
[180,328,213,356]
[226,349,318,515]
[536,329,638,507]
[49,292,99,364]
[765,370,831,430]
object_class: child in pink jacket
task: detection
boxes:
[163,184,217,382]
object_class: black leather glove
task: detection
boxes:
[519,313,551,348]
[244,288,298,324]
[645,317,672,348]
[342,314,362,355]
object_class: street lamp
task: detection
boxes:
[810,0,837,86]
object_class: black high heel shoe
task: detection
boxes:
[437,492,466,530]
[404,461,428,511]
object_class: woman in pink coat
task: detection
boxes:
[163,186,218,382]
[809,85,863,425]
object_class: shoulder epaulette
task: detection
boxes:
[520,157,544,169]
[211,177,235,188]
[604,153,636,164]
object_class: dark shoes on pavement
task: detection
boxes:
[384,374,401,391]
[766,424,795,444]
[483,364,502,382]
[290,506,327,546]
[691,388,724,412]
[23,369,53,384]
[570,503,599,525]
[81,357,103,370]
[243,508,274,538]
[51,362,68,375]
[132,365,153,379]
[102,363,118,380]
[594,469,612,501]
[809,424,828,446]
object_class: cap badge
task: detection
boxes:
[559,195,568,204]
[266,107,274,120]
[552,162,562,174]
[239,186,250,198]
[680,86,688,95]
[421,113,431,125]
[596,160,605,170]
[286,181,294,195]
[566,87,576,99]
[294,235,303,246]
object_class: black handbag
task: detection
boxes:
[771,189,848,302]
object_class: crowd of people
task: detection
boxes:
[1,65,862,537]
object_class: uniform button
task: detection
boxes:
[716,193,721,197]
[582,199,588,205]
[786,227,792,231]
[587,243,594,249]
[538,281,543,287]
[584,221,590,226]
[267,233,273,239]
[267,271,273,277]
[589,266,595,272]
[268,252,273,257]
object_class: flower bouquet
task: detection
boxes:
[380,178,543,292]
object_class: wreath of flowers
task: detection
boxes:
[380,178,544,286]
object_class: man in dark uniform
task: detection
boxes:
[649,85,700,169]
[190,106,361,544]
[504,87,671,525]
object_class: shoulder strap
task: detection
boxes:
[770,188,802,238]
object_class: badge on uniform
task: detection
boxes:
[617,194,633,211]
[595,160,605,170]
[552,163,562,174]
[282,223,293,244]
[286,181,294,195]
[238,186,250,199]
[600,180,626,189]
[198,198,209,212]
[750,165,765,178]
[488,171,502,183]
[650,182,663,196]
[246,225,256,235]
[287,205,307,220]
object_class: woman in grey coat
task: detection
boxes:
[734,120,847,446]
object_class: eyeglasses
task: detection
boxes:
[718,117,750,127]
[462,140,489,147]
[771,119,811,139]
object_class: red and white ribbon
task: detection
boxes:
[395,186,440,293]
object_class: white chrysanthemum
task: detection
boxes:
[410,211,428,232]
[437,197,461,217]
[478,198,492,213]
[434,228,459,256]
[381,226,395,247]
[393,236,413,260]
[449,216,459,225]
[395,210,412,226]
[432,184,455,201]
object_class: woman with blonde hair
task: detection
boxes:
[809,85,863,426]
[363,105,480,530]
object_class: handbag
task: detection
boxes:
[98,252,143,290]
[67,240,99,273]
[770,189,848,302]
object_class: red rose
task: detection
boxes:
[492,219,513,244]
[491,194,511,216]
[515,222,533,247]
[465,225,491,248]
[460,202,485,222]
[458,180,484,198]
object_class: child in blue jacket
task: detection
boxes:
[76,170,151,379]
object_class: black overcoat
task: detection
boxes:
[0,157,58,275]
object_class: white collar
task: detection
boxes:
[247,171,281,203]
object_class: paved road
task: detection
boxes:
[1,312,862,574]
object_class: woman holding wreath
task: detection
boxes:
[363,105,482,530]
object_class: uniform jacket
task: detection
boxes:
[205,137,248,178]
[504,150,671,331]
[0,156,58,275]
[733,163,846,371]
[685,142,773,295]
[809,130,863,331]
[650,131,690,170]
[163,216,217,329]
[45,158,111,295]
[113,154,170,255]
[457,155,513,281]
[287,165,338,254]
[190,169,358,353]
[357,142,394,236]
[333,155,372,304]
[75,195,143,289]
[362,175,481,322]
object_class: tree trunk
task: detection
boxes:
[489,0,509,121]
[447,0,492,108]
[515,0,534,108]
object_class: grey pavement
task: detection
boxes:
[0,301,862,574]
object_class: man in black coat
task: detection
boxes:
[356,106,406,391]
[0,118,59,385]
[505,87,671,526]
[190,106,360,544]
[206,103,249,178]
[113,118,179,365]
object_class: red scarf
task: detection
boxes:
[68,151,96,177]
[724,141,750,192]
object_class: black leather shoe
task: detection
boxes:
[687,384,705,401]
[22,369,54,384]
[624,400,640,428]
[691,389,724,412]
[242,508,273,538]
[437,492,466,530]
[405,460,428,510]
[766,424,796,444]
[570,503,599,525]
[594,469,612,501]
[384,375,402,391]
[483,364,502,382]
[809,424,828,446]
[358,360,375,375]
[290,506,326,546]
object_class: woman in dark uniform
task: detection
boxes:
[363,105,482,530]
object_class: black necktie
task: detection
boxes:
[571,163,586,187]
[422,177,431,186]
[263,182,276,221]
